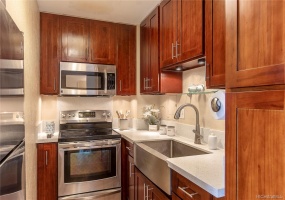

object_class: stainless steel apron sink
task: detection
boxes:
[134,139,210,195]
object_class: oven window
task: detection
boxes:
[0,156,23,196]
[0,69,24,89]
[64,147,116,183]
[61,71,104,90]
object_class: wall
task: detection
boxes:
[5,0,40,199]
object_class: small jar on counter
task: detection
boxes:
[159,125,167,135]
[167,126,175,136]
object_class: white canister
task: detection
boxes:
[208,133,218,150]
[119,119,129,130]
[159,125,167,135]
[167,126,175,136]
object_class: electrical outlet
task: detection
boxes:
[180,109,185,119]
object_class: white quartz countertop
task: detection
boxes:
[114,129,225,198]
[36,132,59,143]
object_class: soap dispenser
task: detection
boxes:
[208,133,218,150]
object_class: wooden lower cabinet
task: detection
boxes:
[37,143,58,200]
[135,167,169,200]
[172,170,224,200]
[226,91,285,200]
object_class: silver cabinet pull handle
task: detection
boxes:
[172,42,175,59]
[120,80,122,91]
[143,78,146,90]
[143,183,146,200]
[176,41,180,57]
[45,151,48,166]
[178,186,198,199]
[54,78,56,91]
[129,162,135,178]
[146,185,149,200]
[126,146,131,151]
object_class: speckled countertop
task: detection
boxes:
[114,129,225,198]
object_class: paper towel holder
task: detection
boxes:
[211,97,221,112]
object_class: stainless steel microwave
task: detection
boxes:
[60,62,116,96]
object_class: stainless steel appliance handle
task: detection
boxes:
[58,188,121,200]
[59,143,119,151]
[0,152,24,168]
[104,69,107,93]
[178,186,198,199]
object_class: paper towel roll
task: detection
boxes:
[209,90,225,120]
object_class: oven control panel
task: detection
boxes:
[60,110,112,123]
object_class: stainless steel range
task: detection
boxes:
[58,110,121,200]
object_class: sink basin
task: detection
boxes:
[134,139,210,195]
[141,140,209,158]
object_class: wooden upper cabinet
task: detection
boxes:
[226,1,285,88]
[177,0,203,62]
[160,0,204,68]
[226,91,285,200]
[40,13,60,95]
[140,19,149,94]
[61,16,90,62]
[116,24,136,95]
[89,20,116,64]
[160,0,176,67]
[205,0,226,88]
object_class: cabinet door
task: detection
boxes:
[40,13,60,95]
[149,7,160,93]
[135,168,146,200]
[61,16,89,62]
[172,192,182,200]
[172,170,212,200]
[116,24,136,95]
[177,0,203,63]
[160,0,177,68]
[226,91,285,200]
[89,20,115,64]
[37,143,58,200]
[148,183,169,200]
[226,1,285,88]
[140,18,149,94]
[205,0,225,88]
[128,155,135,200]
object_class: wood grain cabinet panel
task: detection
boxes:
[89,20,116,64]
[37,143,58,200]
[205,0,226,88]
[61,16,90,62]
[160,0,204,69]
[135,167,169,200]
[140,6,182,94]
[40,13,60,94]
[116,24,136,95]
[226,1,285,88]
[226,91,285,200]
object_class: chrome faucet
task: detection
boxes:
[174,103,202,144]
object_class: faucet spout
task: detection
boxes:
[174,103,202,144]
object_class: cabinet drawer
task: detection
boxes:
[124,139,134,157]
[172,171,211,200]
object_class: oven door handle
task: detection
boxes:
[58,144,119,151]
[58,188,121,200]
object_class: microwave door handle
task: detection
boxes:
[104,69,107,94]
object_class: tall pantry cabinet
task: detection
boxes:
[225,1,285,199]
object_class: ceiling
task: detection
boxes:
[37,0,161,25]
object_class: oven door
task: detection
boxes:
[58,140,121,197]
[60,62,116,96]
[0,142,25,200]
